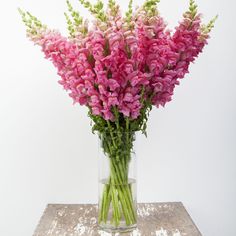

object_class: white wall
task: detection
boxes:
[0,0,235,235]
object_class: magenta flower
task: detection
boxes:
[19,0,217,122]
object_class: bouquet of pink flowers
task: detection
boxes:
[19,0,216,231]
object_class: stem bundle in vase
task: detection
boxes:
[19,0,217,232]
[98,128,136,227]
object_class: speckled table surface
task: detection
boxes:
[33,203,201,236]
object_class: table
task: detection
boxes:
[33,202,202,236]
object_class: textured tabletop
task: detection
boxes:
[33,203,201,236]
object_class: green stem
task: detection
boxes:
[114,159,136,222]
[98,120,136,227]
[110,160,132,225]
[107,120,117,148]
[103,180,111,221]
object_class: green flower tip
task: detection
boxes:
[108,0,119,17]
[189,0,198,18]
[18,7,24,16]
[128,0,133,9]
[202,14,218,34]
[65,0,86,37]
[143,0,160,16]
[94,0,104,11]
[78,0,107,22]
[125,0,133,24]
[208,14,218,28]
[18,7,45,33]
[108,0,116,8]
[18,8,27,22]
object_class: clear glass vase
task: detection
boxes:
[98,131,137,232]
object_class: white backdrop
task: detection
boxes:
[0,0,235,235]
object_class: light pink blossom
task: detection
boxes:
[24,5,213,121]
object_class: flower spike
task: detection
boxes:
[19,0,217,123]
[65,0,86,37]
[108,0,120,17]
[143,0,160,16]
[64,12,76,37]
[66,0,83,26]
[125,0,133,22]
[182,0,200,30]
[188,0,198,19]
[202,15,218,34]
[18,8,46,36]
[78,0,107,22]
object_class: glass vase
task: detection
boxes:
[98,131,137,232]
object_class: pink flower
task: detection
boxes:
[25,4,211,121]
[108,79,120,91]
[102,109,114,120]
[108,94,119,107]
[120,105,130,117]
[92,106,102,115]
[123,93,134,102]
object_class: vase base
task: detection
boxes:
[99,222,137,233]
